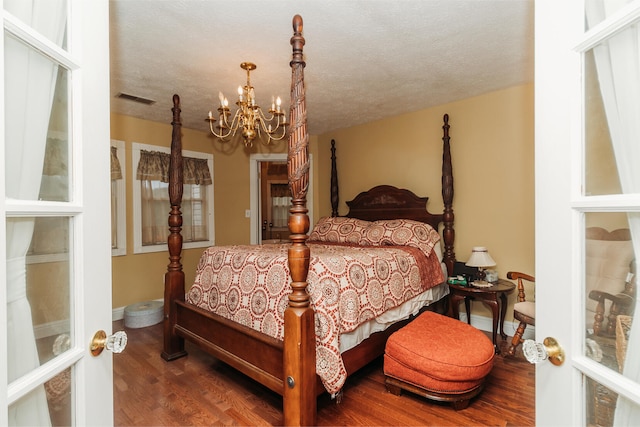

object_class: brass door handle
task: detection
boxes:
[90,330,128,357]
[522,337,565,366]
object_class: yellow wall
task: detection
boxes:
[110,113,319,309]
[316,83,535,320]
[111,83,535,325]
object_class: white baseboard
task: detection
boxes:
[458,312,535,340]
[33,319,69,340]
[112,306,126,321]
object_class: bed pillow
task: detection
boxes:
[364,219,441,257]
[308,216,372,245]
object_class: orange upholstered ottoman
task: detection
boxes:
[384,311,495,410]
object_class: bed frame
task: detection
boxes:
[161,15,455,426]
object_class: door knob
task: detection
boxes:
[522,337,565,366]
[90,330,128,356]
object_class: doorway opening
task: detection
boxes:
[249,154,313,244]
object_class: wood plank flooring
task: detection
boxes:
[113,320,534,426]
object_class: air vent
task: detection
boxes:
[115,92,156,105]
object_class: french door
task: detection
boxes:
[536,0,640,425]
[1,1,114,425]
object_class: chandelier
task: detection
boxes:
[206,62,287,147]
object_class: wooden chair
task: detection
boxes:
[583,227,635,426]
[585,227,635,337]
[506,271,535,357]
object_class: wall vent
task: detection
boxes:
[115,92,156,105]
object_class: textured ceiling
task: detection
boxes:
[109,0,534,136]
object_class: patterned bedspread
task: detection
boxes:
[186,242,443,395]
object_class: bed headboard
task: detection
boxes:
[337,113,456,275]
[345,185,443,231]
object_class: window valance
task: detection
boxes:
[136,149,212,185]
[110,145,123,180]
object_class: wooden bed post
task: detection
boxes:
[283,15,316,427]
[330,139,339,217]
[441,113,455,276]
[161,94,187,361]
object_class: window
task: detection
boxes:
[111,139,126,256]
[132,143,214,254]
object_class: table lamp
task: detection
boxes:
[465,246,496,287]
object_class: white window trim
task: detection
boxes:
[111,139,126,256]
[131,142,214,254]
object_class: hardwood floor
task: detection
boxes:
[113,320,534,426]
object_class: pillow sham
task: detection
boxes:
[308,216,372,245]
[364,219,441,257]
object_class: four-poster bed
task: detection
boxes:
[162,15,455,425]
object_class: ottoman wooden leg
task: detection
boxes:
[451,399,471,410]
[385,379,402,396]
[385,376,482,411]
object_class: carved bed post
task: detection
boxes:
[330,139,339,217]
[441,113,455,276]
[161,94,188,361]
[283,15,316,427]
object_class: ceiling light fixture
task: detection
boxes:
[206,62,287,148]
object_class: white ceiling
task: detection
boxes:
[109,0,534,136]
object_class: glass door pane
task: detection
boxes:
[6,216,73,426]
[3,0,68,49]
[584,213,634,376]
[583,20,640,197]
[4,33,70,203]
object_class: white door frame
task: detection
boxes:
[249,153,314,244]
[536,1,640,424]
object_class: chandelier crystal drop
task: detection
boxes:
[206,62,287,147]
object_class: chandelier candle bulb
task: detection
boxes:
[206,61,288,147]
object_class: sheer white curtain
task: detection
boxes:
[5,0,66,425]
[587,1,640,424]
[111,146,123,248]
[136,150,211,245]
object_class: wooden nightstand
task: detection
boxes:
[448,279,516,352]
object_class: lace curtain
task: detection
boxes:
[111,146,123,248]
[270,183,291,229]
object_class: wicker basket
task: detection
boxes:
[615,315,632,372]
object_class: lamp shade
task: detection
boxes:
[466,246,496,268]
